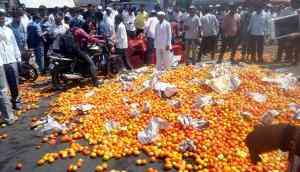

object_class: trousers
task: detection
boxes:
[0,66,14,122]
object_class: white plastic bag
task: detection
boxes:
[85,90,96,98]
[247,92,267,103]
[240,111,252,119]
[192,96,214,109]
[138,118,168,144]
[122,81,134,91]
[260,110,280,125]
[289,103,300,112]
[293,110,300,120]
[179,139,196,152]
[262,73,297,90]
[167,99,181,109]
[206,75,241,94]
[143,102,151,113]
[135,66,149,74]
[104,120,119,133]
[178,115,209,130]
[153,82,177,98]
[71,104,94,112]
[129,103,140,117]
[33,116,67,135]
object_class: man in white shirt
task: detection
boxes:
[115,15,132,71]
[248,7,268,64]
[154,11,172,71]
[198,7,219,61]
[0,9,18,124]
[144,10,159,65]
[125,8,136,37]
[174,7,183,23]
[183,6,201,65]
[105,8,116,38]
[0,10,22,110]
[51,16,67,52]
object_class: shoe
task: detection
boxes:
[53,85,64,91]
[230,59,238,65]
[13,103,22,111]
[93,80,103,87]
[2,116,18,126]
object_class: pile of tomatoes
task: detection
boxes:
[38,65,300,172]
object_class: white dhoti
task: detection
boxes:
[156,49,172,71]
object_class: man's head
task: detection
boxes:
[115,14,123,25]
[157,11,165,23]
[203,7,210,15]
[106,7,112,16]
[229,4,236,16]
[0,9,6,27]
[55,15,63,25]
[140,4,145,12]
[12,10,22,24]
[32,14,41,22]
[150,10,156,17]
[189,5,196,16]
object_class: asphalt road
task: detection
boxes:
[0,63,299,172]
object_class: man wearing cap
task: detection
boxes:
[144,10,159,65]
[0,9,22,113]
[183,6,201,65]
[154,11,172,71]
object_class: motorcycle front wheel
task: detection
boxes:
[21,64,39,82]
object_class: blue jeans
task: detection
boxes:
[33,46,44,72]
[4,62,21,107]
[0,66,15,122]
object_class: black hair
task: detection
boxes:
[115,14,123,24]
[32,14,41,22]
[0,11,5,17]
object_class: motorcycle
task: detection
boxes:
[48,37,112,89]
[19,49,39,82]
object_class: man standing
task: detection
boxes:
[198,8,219,61]
[183,6,201,65]
[27,15,45,73]
[218,5,241,64]
[135,4,148,36]
[154,11,172,71]
[0,9,16,125]
[115,15,132,71]
[10,10,26,52]
[248,6,268,64]
[144,10,159,65]
[0,9,22,110]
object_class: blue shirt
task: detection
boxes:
[70,17,85,28]
[97,20,111,36]
[248,11,268,36]
[10,22,26,51]
[27,21,43,48]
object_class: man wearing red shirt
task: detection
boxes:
[217,5,241,64]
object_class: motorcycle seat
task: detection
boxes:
[109,54,120,59]
[49,53,73,62]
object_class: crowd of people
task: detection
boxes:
[0,2,300,125]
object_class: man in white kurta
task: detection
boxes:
[154,12,172,71]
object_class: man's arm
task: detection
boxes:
[166,22,172,50]
[10,29,21,62]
